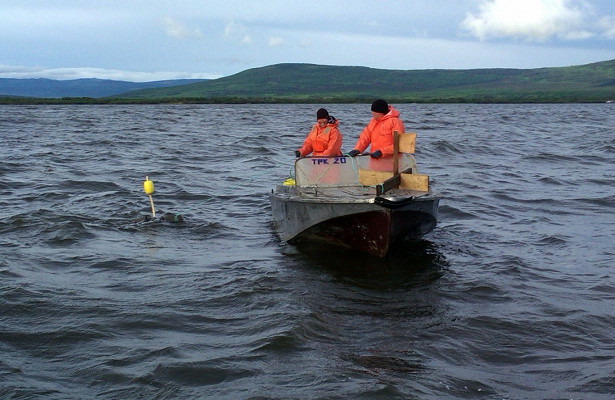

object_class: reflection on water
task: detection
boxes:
[286,239,447,290]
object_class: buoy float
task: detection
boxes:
[139,176,184,223]
[143,177,154,195]
[283,177,295,186]
[143,176,156,218]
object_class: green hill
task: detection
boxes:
[0,78,206,99]
[115,59,615,103]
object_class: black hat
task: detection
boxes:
[316,108,329,119]
[371,99,389,114]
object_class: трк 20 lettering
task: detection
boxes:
[311,157,347,165]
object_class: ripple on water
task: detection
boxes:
[1,104,615,398]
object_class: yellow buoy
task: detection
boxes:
[283,177,295,186]
[143,177,154,195]
[143,176,156,218]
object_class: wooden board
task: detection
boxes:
[358,169,393,186]
[399,132,416,154]
[400,173,429,191]
[376,174,401,196]
[359,169,428,192]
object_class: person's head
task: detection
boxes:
[370,99,389,120]
[316,108,329,127]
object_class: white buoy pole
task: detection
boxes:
[148,195,156,218]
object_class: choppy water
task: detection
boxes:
[1,103,614,399]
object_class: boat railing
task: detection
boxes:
[294,153,418,188]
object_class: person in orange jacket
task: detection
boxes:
[295,108,342,157]
[347,99,404,159]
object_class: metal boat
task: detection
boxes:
[270,132,439,257]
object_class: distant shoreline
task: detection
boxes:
[2,60,614,104]
[1,96,613,105]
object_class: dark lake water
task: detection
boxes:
[1,103,614,399]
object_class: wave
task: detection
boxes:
[2,103,615,399]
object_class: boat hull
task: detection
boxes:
[270,187,439,257]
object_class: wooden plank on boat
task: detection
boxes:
[399,132,416,154]
[393,131,400,175]
[400,173,429,191]
[360,167,416,192]
[376,174,401,196]
[358,169,393,186]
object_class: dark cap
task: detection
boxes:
[371,99,389,114]
[316,108,329,120]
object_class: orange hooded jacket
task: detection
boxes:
[353,106,404,156]
[297,118,342,157]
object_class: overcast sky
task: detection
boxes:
[1,0,614,81]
